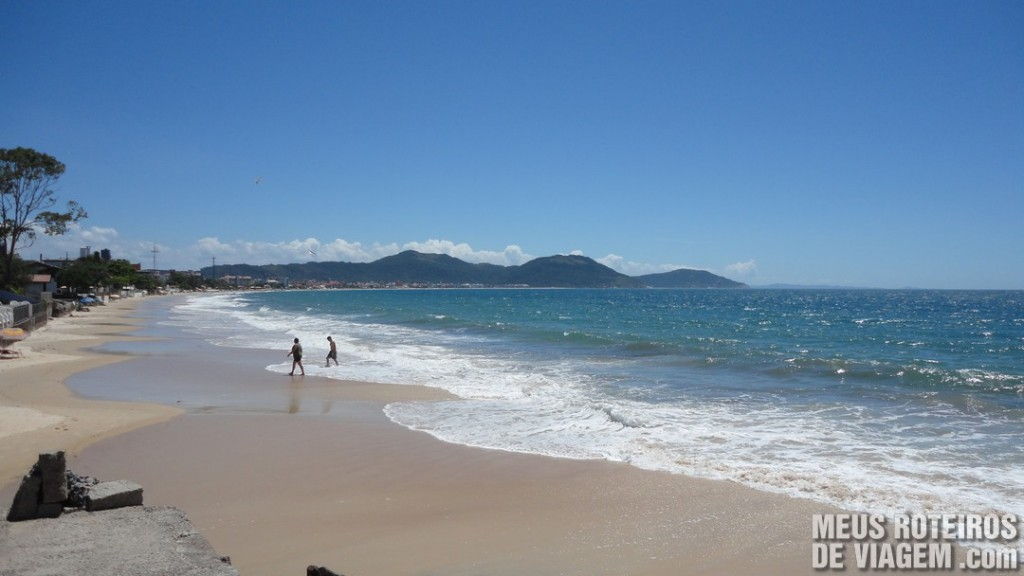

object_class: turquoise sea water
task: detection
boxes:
[171,289,1024,521]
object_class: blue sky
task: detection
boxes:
[3,1,1021,288]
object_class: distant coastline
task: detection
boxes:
[201,250,747,290]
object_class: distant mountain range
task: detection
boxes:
[202,250,746,288]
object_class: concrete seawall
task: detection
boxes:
[0,505,239,576]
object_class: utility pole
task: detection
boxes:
[211,257,216,281]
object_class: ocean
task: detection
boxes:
[170,288,1023,521]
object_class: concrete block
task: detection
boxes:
[6,475,42,521]
[38,451,68,503]
[85,480,144,511]
[36,502,63,518]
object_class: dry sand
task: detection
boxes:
[0,298,181,486]
[1,295,836,575]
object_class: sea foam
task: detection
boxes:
[169,291,1024,531]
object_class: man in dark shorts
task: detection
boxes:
[287,337,305,376]
[326,336,339,367]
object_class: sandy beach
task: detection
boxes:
[0,298,181,486]
[2,295,837,575]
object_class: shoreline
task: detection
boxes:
[1,294,995,575]
[0,297,182,486]
[2,295,838,575]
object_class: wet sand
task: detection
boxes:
[72,410,826,576]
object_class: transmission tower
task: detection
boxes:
[151,244,159,270]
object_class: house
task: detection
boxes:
[23,261,62,301]
[25,274,57,301]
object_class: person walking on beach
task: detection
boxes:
[287,337,305,376]
[326,336,339,367]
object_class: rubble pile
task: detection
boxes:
[6,451,143,522]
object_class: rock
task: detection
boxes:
[306,566,344,576]
[84,480,144,511]
[36,502,63,518]
[66,470,99,508]
[38,451,68,503]
[6,474,42,521]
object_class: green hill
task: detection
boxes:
[636,268,746,288]
[202,251,743,288]
[508,255,641,287]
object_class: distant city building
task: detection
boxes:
[79,246,91,259]
[221,275,254,287]
[100,249,111,261]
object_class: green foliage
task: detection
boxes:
[58,258,108,291]
[0,147,87,287]
[38,200,87,236]
[106,259,137,281]
[133,273,159,292]
[168,271,205,290]
[57,257,155,292]
[0,254,29,292]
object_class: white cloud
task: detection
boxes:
[190,236,396,265]
[17,223,126,260]
[186,236,534,268]
[21,225,722,278]
[79,226,119,244]
[195,236,237,256]
[724,259,758,276]
[319,239,400,262]
[597,254,695,276]
[568,249,585,256]
[401,239,533,266]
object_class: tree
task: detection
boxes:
[58,257,108,291]
[0,254,30,292]
[169,270,204,290]
[133,272,159,292]
[106,259,137,289]
[0,147,87,288]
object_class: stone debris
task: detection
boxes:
[37,451,68,504]
[66,470,100,508]
[6,475,43,522]
[5,451,142,522]
[6,451,71,521]
[307,566,344,576]
[84,480,144,512]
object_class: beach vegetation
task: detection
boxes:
[168,271,202,290]
[57,257,156,292]
[106,258,139,289]
[58,257,107,291]
[167,270,221,290]
[0,147,88,288]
